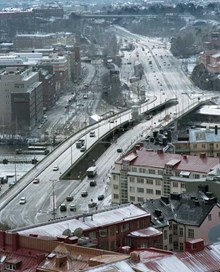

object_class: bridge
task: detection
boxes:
[0,94,215,210]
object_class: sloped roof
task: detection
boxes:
[119,150,220,174]
[141,191,217,227]
[16,204,149,237]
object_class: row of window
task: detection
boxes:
[125,166,203,179]
[128,180,186,189]
[164,228,194,240]
[129,186,161,195]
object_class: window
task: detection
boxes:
[156,190,161,195]
[156,180,161,186]
[169,234,172,244]
[99,228,107,237]
[208,214,212,221]
[137,187,144,193]
[130,177,135,183]
[130,196,135,202]
[181,183,186,189]
[188,229,194,239]
[194,174,200,179]
[129,186,135,192]
[193,144,197,149]
[132,167,137,172]
[137,197,144,202]
[164,230,168,240]
[149,169,155,174]
[89,231,96,239]
[146,179,153,185]
[202,144,206,149]
[173,224,178,235]
[173,241,178,250]
[121,223,129,232]
[113,194,119,199]
[146,189,153,194]
[180,242,184,251]
[122,160,130,170]
[5,264,16,270]
[173,182,178,188]
[139,168,146,173]
[113,184,118,190]
[158,170,163,175]
[175,171,180,177]
[179,227,183,237]
[137,177,144,183]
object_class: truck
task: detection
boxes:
[86,166,97,178]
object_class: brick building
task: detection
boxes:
[14,204,161,252]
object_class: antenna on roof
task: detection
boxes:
[73,227,83,238]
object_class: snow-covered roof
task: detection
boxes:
[16,204,149,237]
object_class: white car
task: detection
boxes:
[19,197,26,204]
[53,165,59,171]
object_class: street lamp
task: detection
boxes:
[70,141,73,165]
[50,180,56,220]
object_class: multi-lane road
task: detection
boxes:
[0,27,216,230]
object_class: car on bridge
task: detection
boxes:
[19,197,26,205]
[53,165,59,171]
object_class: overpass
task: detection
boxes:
[0,94,215,211]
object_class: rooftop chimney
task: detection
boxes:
[161,196,169,204]
[135,145,141,150]
[55,255,67,268]
[200,153,206,159]
[185,239,204,253]
[130,252,140,263]
[157,149,163,155]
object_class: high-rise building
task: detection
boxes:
[0,66,43,132]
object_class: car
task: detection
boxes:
[70,204,76,211]
[80,145,86,152]
[19,197,26,204]
[88,202,97,208]
[33,178,40,184]
[98,194,104,201]
[53,165,59,171]
[81,191,88,197]
[66,195,73,202]
[60,203,67,212]
[109,120,114,123]
[117,148,123,153]
[89,131,95,137]
[89,180,97,186]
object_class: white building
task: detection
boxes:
[111,148,220,204]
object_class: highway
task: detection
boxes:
[0,27,216,229]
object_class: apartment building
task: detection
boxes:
[175,127,220,157]
[14,33,57,51]
[39,55,68,95]
[0,66,43,131]
[141,190,220,252]
[111,149,220,204]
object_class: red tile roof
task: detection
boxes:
[121,150,220,174]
